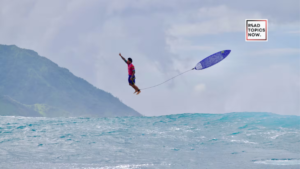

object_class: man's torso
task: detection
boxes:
[128,63,135,75]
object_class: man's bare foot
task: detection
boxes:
[134,90,138,94]
[136,90,141,95]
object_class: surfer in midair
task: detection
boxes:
[119,53,141,95]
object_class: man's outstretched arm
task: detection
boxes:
[119,53,127,64]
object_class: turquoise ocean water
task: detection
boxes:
[0,112,299,169]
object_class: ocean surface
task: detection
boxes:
[0,112,299,169]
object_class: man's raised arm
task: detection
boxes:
[119,53,127,64]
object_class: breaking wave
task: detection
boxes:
[0,112,299,169]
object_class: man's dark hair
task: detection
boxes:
[128,58,133,62]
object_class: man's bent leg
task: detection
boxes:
[129,84,138,92]
[132,84,141,95]
[132,84,140,91]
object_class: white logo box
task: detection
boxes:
[245,19,268,42]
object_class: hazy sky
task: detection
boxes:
[0,0,299,116]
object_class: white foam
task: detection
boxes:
[254,160,300,165]
[98,163,156,169]
[230,139,257,144]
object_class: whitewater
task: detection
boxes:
[0,112,299,169]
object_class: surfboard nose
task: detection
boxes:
[222,50,231,58]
